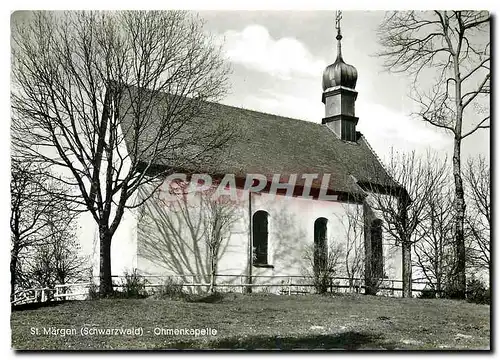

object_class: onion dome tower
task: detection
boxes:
[322,11,359,142]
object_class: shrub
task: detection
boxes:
[439,279,464,300]
[87,281,100,300]
[418,287,437,299]
[466,278,490,305]
[302,243,343,294]
[279,280,289,295]
[154,277,186,300]
[122,269,148,299]
[258,286,271,294]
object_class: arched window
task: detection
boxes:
[371,219,383,278]
[252,211,269,265]
[314,217,328,274]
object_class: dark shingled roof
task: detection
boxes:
[120,88,397,199]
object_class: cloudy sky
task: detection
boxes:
[9,9,490,164]
[198,10,490,163]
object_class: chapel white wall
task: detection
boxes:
[135,186,403,291]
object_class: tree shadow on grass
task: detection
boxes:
[11,300,73,312]
[186,292,225,304]
[167,331,397,350]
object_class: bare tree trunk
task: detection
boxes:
[88,90,111,204]
[247,191,253,294]
[209,254,216,293]
[346,261,353,293]
[453,137,467,299]
[399,194,412,298]
[402,240,412,298]
[99,229,113,297]
[10,244,19,302]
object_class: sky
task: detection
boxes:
[9,9,491,165]
[196,10,490,164]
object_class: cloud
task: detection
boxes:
[356,102,453,160]
[220,25,326,80]
[242,88,322,121]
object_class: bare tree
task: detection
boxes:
[11,11,233,296]
[414,185,455,297]
[10,159,76,300]
[377,10,490,298]
[303,242,343,294]
[365,150,448,297]
[51,226,90,286]
[463,155,490,274]
[21,226,88,299]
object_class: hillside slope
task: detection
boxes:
[11,293,490,350]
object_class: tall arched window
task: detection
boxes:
[252,211,269,265]
[371,219,383,278]
[314,217,328,275]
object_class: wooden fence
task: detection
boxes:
[11,274,434,305]
[12,283,91,306]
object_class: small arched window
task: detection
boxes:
[252,211,269,265]
[371,219,383,278]
[314,217,328,274]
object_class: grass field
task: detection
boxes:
[11,293,490,350]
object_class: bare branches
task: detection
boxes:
[12,11,232,295]
[12,11,231,226]
[461,72,490,112]
[366,150,449,246]
[378,11,490,138]
[10,158,80,296]
[377,11,449,75]
[463,155,490,272]
[20,224,89,290]
[461,115,490,140]
[413,177,455,296]
[377,10,490,299]
[302,242,343,294]
[10,159,78,251]
[363,150,450,297]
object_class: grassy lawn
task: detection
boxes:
[11,293,490,350]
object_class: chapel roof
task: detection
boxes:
[119,86,398,200]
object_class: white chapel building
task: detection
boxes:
[98,20,405,295]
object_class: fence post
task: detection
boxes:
[288,277,291,296]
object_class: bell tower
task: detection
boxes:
[322,11,359,142]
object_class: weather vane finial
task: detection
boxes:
[335,10,343,59]
[335,10,342,38]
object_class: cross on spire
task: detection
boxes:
[335,10,342,37]
[335,10,343,59]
